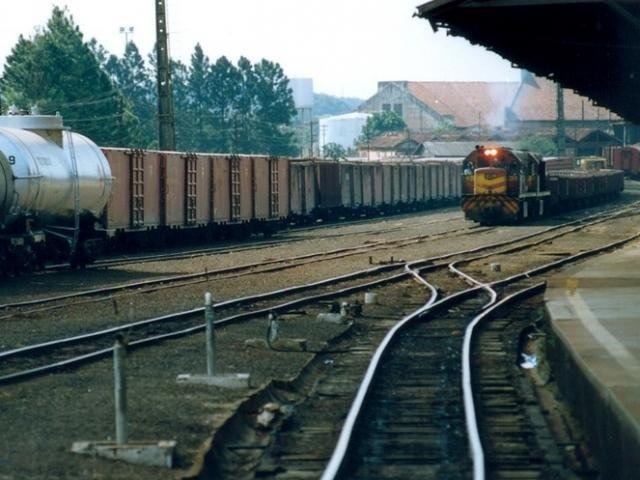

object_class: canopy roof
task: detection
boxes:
[416,0,640,123]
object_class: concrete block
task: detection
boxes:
[176,373,250,388]
[243,338,308,351]
[245,338,269,349]
[316,312,346,323]
[71,440,176,468]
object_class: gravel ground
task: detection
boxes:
[0,282,427,479]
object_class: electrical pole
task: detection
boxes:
[309,120,314,157]
[556,82,566,156]
[155,0,176,151]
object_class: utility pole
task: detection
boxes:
[556,83,566,156]
[309,120,314,157]
[155,0,176,151]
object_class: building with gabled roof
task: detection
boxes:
[357,73,625,157]
[359,81,519,133]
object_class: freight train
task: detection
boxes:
[0,114,461,274]
[461,145,624,224]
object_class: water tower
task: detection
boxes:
[289,78,315,156]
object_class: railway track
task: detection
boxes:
[2,202,634,321]
[1,203,637,385]
[0,223,484,315]
[214,231,638,479]
[46,210,463,271]
[319,233,640,478]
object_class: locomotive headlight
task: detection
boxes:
[484,148,498,156]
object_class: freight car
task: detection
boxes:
[0,114,112,273]
[103,150,461,248]
[0,114,461,274]
[606,145,640,178]
[461,145,623,224]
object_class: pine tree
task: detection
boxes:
[0,7,133,146]
[186,44,212,151]
[105,42,156,147]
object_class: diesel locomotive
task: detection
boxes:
[461,145,624,224]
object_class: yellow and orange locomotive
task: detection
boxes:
[461,146,549,223]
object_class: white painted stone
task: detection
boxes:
[71,440,176,468]
[176,373,250,389]
[364,292,377,304]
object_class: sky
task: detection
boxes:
[0,0,520,100]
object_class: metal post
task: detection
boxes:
[113,337,128,445]
[155,0,176,151]
[205,292,216,376]
[556,83,566,156]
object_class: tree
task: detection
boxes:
[251,59,297,155]
[186,44,212,151]
[0,7,133,146]
[358,110,406,144]
[209,56,242,153]
[105,41,156,147]
[323,142,347,160]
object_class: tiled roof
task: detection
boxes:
[407,82,519,128]
[421,141,519,158]
[508,75,620,122]
[366,133,410,149]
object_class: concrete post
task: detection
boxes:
[205,292,216,376]
[113,337,128,445]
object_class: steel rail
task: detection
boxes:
[0,210,636,359]
[0,262,404,361]
[4,213,635,363]
[321,283,483,480]
[45,210,463,270]
[2,204,628,311]
[461,282,547,480]
[0,263,425,385]
[0,226,475,311]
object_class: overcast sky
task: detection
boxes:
[0,0,520,99]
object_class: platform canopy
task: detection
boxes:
[416,0,640,123]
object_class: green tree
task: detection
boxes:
[105,41,156,147]
[186,44,213,151]
[358,111,406,144]
[251,59,297,155]
[171,59,192,151]
[209,55,241,153]
[0,7,133,146]
[323,142,347,160]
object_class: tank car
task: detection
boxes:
[0,114,112,272]
[461,146,549,223]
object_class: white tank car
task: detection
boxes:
[0,114,112,226]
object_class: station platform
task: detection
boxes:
[545,241,640,480]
